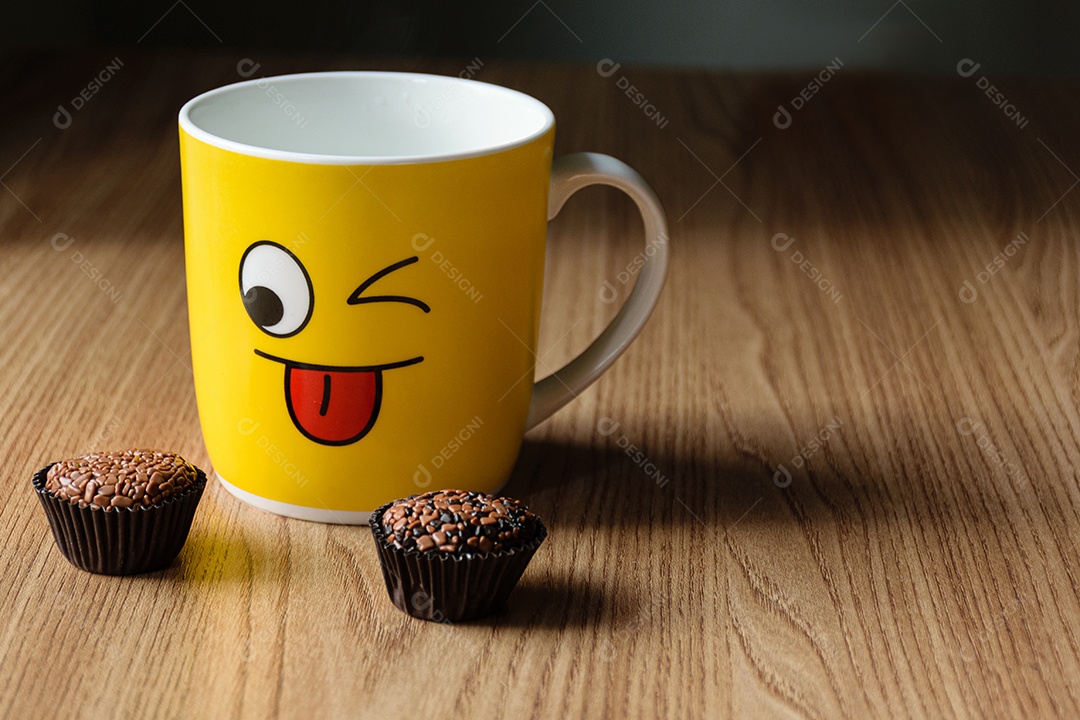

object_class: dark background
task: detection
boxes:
[2,0,1078,75]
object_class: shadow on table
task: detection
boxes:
[505,427,1021,538]
[502,435,780,532]
[487,575,621,630]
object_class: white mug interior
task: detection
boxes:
[178,71,555,164]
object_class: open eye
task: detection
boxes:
[239,241,314,337]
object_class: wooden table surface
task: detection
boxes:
[2,50,1080,719]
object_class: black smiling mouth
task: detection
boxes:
[253,349,424,372]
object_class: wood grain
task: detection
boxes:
[1,50,1080,719]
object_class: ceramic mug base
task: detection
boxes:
[217,473,372,525]
[216,472,516,526]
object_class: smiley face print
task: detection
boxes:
[238,241,428,446]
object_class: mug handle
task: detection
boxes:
[526,152,670,430]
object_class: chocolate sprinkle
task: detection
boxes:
[44,449,198,511]
[378,490,541,557]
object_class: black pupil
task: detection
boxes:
[243,286,284,328]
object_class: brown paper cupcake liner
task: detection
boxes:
[370,501,547,622]
[32,464,206,576]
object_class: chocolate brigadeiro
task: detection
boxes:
[370,490,547,622]
[32,449,207,575]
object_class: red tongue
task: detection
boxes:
[285,365,380,445]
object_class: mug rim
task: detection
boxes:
[178,70,556,166]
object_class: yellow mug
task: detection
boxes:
[179,72,668,523]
